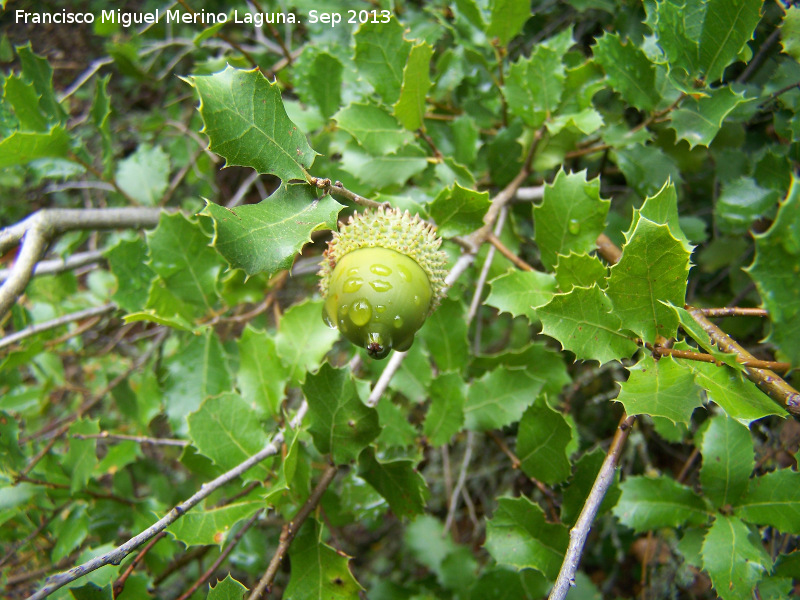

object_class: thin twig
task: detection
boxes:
[549,414,636,600]
[308,177,387,210]
[0,304,116,351]
[175,510,262,600]
[0,250,105,283]
[467,208,509,324]
[595,233,622,265]
[696,307,768,318]
[486,232,534,272]
[647,344,791,372]
[685,306,800,414]
[247,464,338,600]
[25,402,308,600]
[112,532,167,598]
[0,502,70,568]
[72,432,189,447]
[443,432,474,534]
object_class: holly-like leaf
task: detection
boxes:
[698,0,762,83]
[700,414,753,509]
[423,373,466,447]
[163,330,232,433]
[516,397,572,485]
[376,400,417,448]
[105,238,155,313]
[472,343,571,397]
[146,212,223,312]
[353,18,412,105]
[554,252,607,291]
[115,144,170,206]
[613,476,710,532]
[187,393,273,482]
[393,42,433,131]
[464,367,543,431]
[782,6,800,61]
[0,127,70,168]
[302,363,380,464]
[746,178,800,366]
[358,447,428,517]
[606,217,691,342]
[334,102,413,155]
[207,575,247,600]
[201,184,342,277]
[537,284,638,364]
[285,520,362,599]
[670,87,749,148]
[429,183,490,238]
[17,43,66,124]
[64,419,99,493]
[504,46,565,129]
[293,47,343,119]
[274,299,341,384]
[701,515,771,600]
[688,359,786,423]
[484,496,569,580]
[715,177,779,235]
[340,144,428,191]
[167,501,262,547]
[3,74,48,131]
[616,354,701,424]
[533,169,610,271]
[593,32,660,111]
[419,299,469,373]
[736,469,800,534]
[236,326,288,418]
[485,270,557,321]
[486,0,531,45]
[189,66,317,181]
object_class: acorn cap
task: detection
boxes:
[319,207,448,314]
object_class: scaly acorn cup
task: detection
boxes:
[319,207,448,359]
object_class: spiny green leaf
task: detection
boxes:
[429,183,490,238]
[187,392,273,482]
[17,43,66,124]
[670,87,749,148]
[0,126,71,168]
[484,496,569,580]
[163,330,232,434]
[485,270,557,322]
[340,143,428,191]
[464,367,543,431]
[146,211,223,312]
[302,363,380,464]
[746,178,800,366]
[115,144,170,206]
[606,217,692,343]
[504,46,565,129]
[393,42,433,131]
[613,475,711,533]
[554,252,607,291]
[698,0,762,83]
[64,419,99,493]
[3,74,48,131]
[358,447,428,517]
[593,32,660,111]
[207,575,247,600]
[781,6,800,61]
[167,501,261,547]
[376,400,417,448]
[236,326,288,418]
[472,343,571,397]
[284,520,363,600]
[537,284,639,364]
[699,414,753,508]
[419,299,469,373]
[201,183,342,277]
[293,47,343,119]
[486,0,531,45]
[715,176,779,235]
[616,354,702,424]
[105,238,155,314]
[635,179,693,252]
[533,169,610,271]
[701,515,771,600]
[275,299,343,384]
[561,448,620,526]
[334,102,413,155]
[423,373,466,447]
[353,18,412,105]
[736,469,800,534]
[516,397,572,485]
[190,66,317,181]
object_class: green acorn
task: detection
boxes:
[319,207,447,359]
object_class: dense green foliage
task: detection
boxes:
[1,1,799,599]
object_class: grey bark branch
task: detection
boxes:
[0,250,106,283]
[0,303,116,350]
